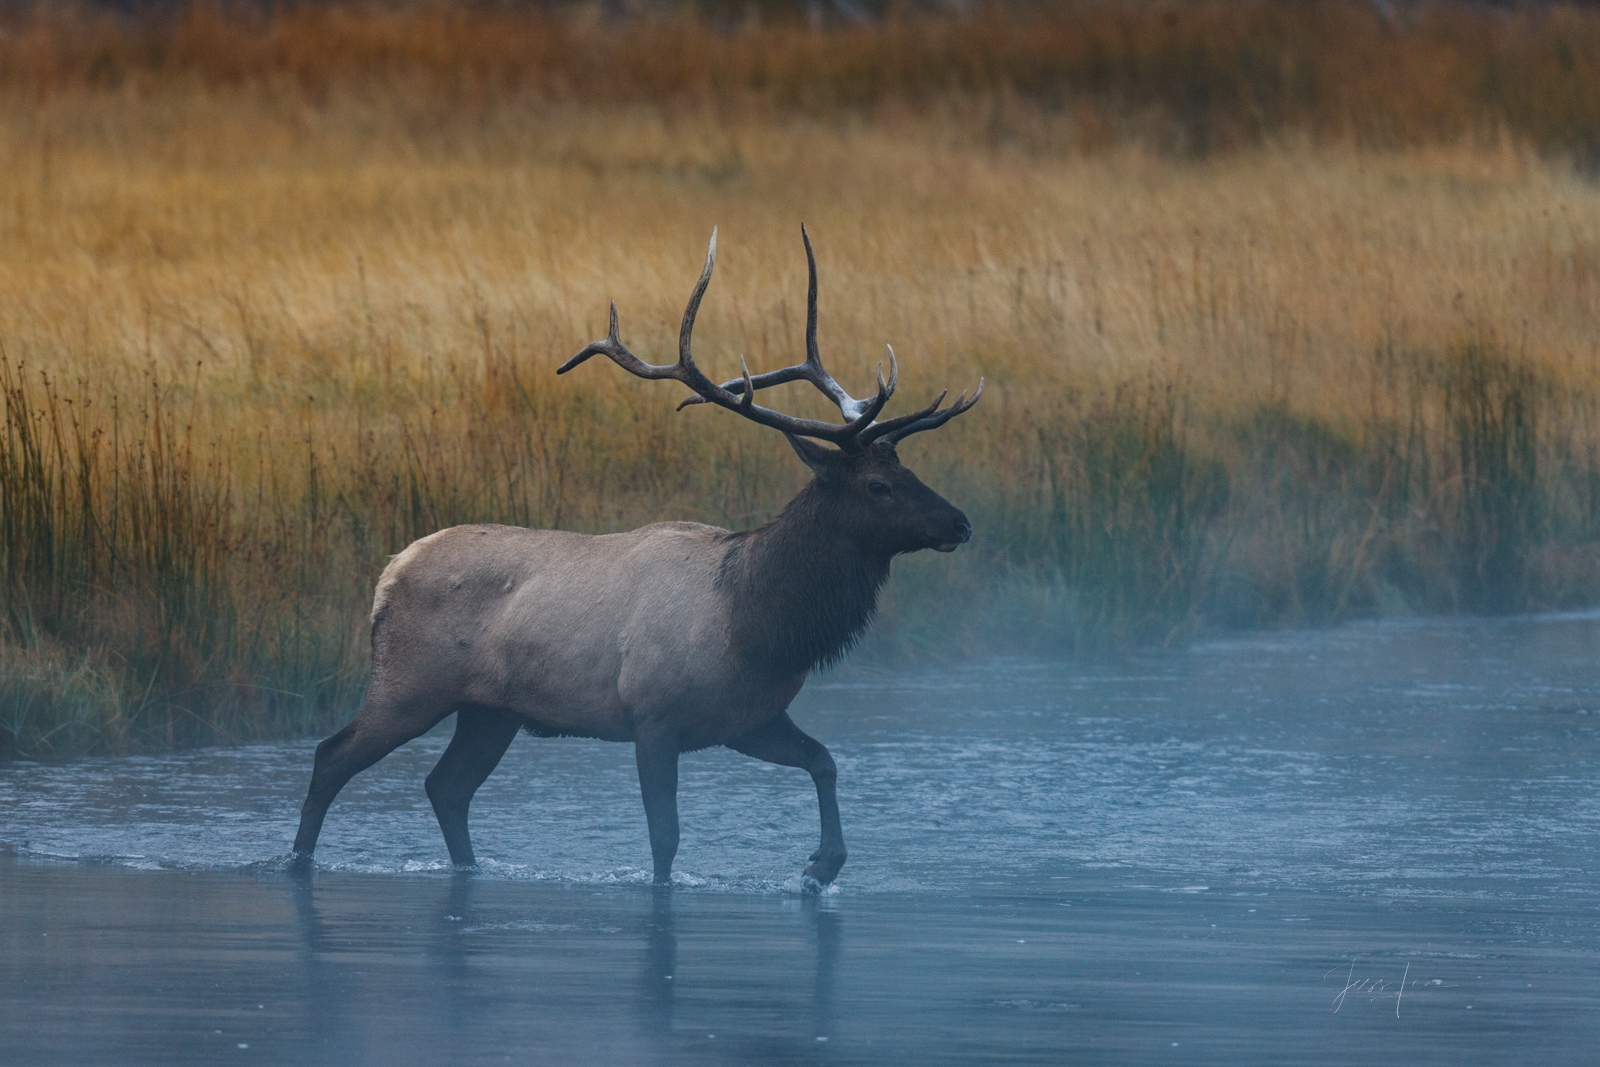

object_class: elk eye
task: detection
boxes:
[868,481,891,497]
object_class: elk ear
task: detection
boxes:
[784,433,843,477]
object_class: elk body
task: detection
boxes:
[291,228,981,885]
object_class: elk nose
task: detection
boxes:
[954,516,972,543]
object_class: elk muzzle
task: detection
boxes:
[933,513,973,553]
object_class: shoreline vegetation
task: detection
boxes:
[5,1,1600,755]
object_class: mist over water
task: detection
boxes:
[3,613,1599,1064]
[6,612,1598,897]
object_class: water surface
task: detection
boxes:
[3,614,1599,1063]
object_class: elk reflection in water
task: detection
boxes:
[289,872,844,1061]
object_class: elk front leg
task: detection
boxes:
[425,707,521,867]
[635,728,681,884]
[726,712,846,885]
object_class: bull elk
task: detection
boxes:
[290,227,981,886]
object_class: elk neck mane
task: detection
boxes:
[717,478,892,677]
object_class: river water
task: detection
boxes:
[3,613,1598,1064]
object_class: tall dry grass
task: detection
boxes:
[4,3,1600,755]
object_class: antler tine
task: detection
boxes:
[802,223,883,421]
[859,377,985,447]
[737,355,755,411]
[558,300,678,380]
[879,344,900,397]
[678,227,718,379]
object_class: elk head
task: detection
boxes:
[559,226,982,558]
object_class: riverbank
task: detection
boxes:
[6,4,1600,754]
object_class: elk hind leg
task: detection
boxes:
[726,712,846,885]
[292,695,446,860]
[425,706,521,867]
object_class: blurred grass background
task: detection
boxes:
[5,1,1600,754]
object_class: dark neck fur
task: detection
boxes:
[719,480,892,677]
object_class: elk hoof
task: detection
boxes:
[803,847,847,886]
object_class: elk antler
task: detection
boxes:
[856,378,984,447]
[560,226,981,452]
[678,225,896,423]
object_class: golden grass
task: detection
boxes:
[5,4,1600,754]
